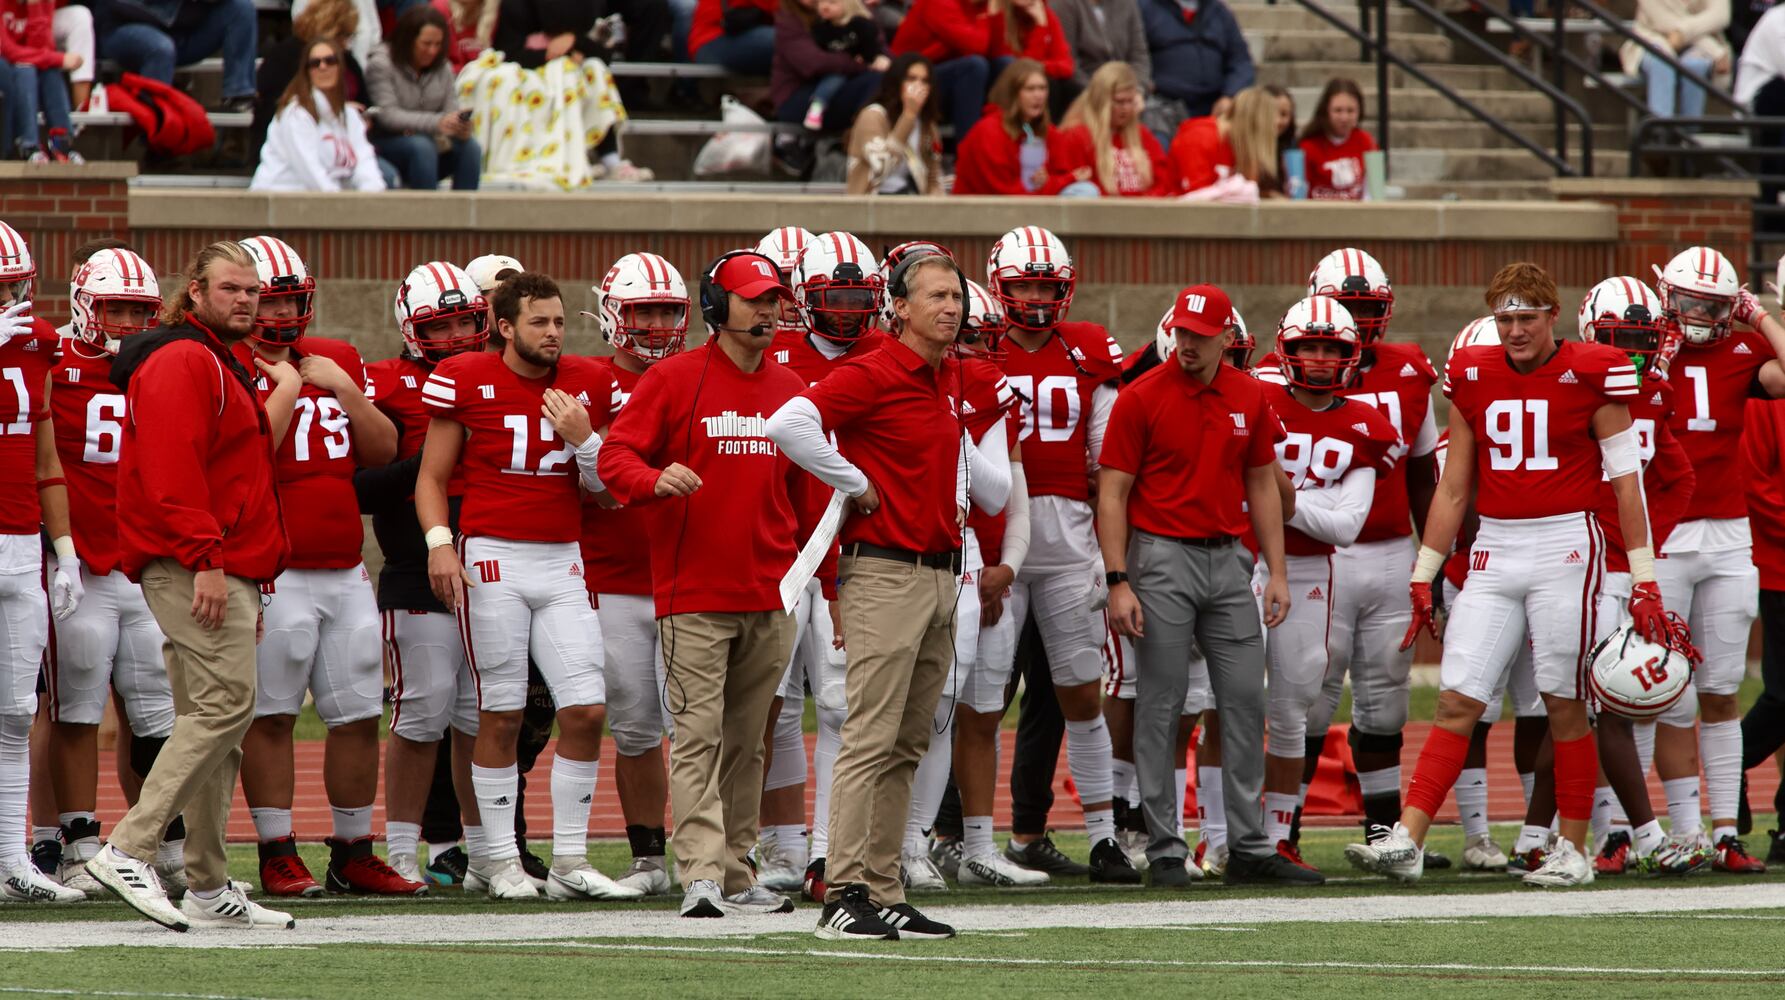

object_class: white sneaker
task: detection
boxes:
[1523,837,1595,887]
[756,837,804,893]
[545,856,645,901]
[388,853,425,886]
[958,851,1049,887]
[3,863,86,903]
[180,884,295,929]
[722,884,794,914]
[900,851,950,892]
[1116,830,1149,870]
[1343,823,1425,884]
[462,855,489,893]
[473,858,538,900]
[681,878,724,918]
[83,843,187,929]
[54,857,103,899]
[1463,833,1509,871]
[615,855,672,896]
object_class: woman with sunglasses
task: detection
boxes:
[251,38,386,192]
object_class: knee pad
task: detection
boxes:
[764,709,808,791]
[1657,682,1699,728]
[1348,727,1404,757]
[609,715,664,758]
[816,702,846,740]
[130,733,168,780]
[1266,700,1307,758]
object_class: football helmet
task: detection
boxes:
[1448,315,1500,363]
[987,226,1075,331]
[879,240,955,331]
[1308,247,1393,342]
[395,261,489,363]
[0,221,35,306]
[957,278,1005,357]
[1586,619,1694,720]
[464,254,524,294]
[794,231,882,343]
[242,235,314,347]
[1275,296,1362,390]
[70,248,160,354]
[1579,276,1665,375]
[757,228,814,334]
[1658,246,1739,345]
[1154,303,1252,368]
[592,252,690,363]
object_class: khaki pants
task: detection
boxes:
[661,610,794,892]
[109,560,259,892]
[826,556,957,905]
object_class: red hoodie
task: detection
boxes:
[1,0,64,71]
[991,9,1073,79]
[891,0,995,60]
[690,0,779,58]
[1746,398,1785,589]
[951,104,1074,195]
[1055,122,1176,196]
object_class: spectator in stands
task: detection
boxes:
[1623,0,1733,119]
[1168,84,1279,196]
[846,51,944,193]
[994,0,1075,118]
[1738,4,1785,220]
[5,0,84,162]
[1137,0,1253,137]
[493,0,673,72]
[366,5,480,189]
[52,1,95,109]
[690,0,776,74]
[1056,60,1172,196]
[254,0,370,162]
[445,0,498,69]
[890,0,1006,148]
[95,0,259,112]
[952,57,1098,195]
[773,0,887,132]
[1053,0,1151,96]
[251,38,387,190]
[1296,77,1375,200]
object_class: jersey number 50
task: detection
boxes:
[1483,399,1559,472]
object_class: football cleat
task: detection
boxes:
[1652,832,1715,875]
[325,837,428,896]
[616,855,673,896]
[814,883,898,941]
[473,858,539,900]
[1767,829,1785,865]
[425,845,469,886]
[1194,840,1228,878]
[900,850,949,892]
[1089,837,1143,884]
[518,845,550,890]
[801,857,828,902]
[1522,837,1594,887]
[55,857,104,899]
[387,853,425,886]
[154,856,190,898]
[958,851,1049,887]
[1148,856,1197,887]
[1004,834,1089,876]
[877,902,956,939]
[1344,823,1423,883]
[257,836,323,897]
[1224,849,1326,885]
[3,863,86,903]
[30,839,62,880]
[756,837,804,894]
[1462,833,1509,870]
[930,837,963,880]
[545,857,645,901]
[723,884,795,915]
[1714,835,1768,873]
[1505,847,1547,876]
[83,843,186,930]
[1275,839,1321,874]
[1423,848,1454,870]
[680,879,725,918]
[1116,830,1149,870]
[180,884,294,930]
[1595,831,1631,875]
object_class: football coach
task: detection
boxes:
[767,249,967,943]
[1097,285,1319,888]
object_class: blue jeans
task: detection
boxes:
[932,55,1012,147]
[10,65,73,149]
[372,133,481,190]
[1059,180,1101,198]
[774,71,882,131]
[1643,52,1714,118]
[811,73,846,109]
[692,25,774,76]
[667,0,698,61]
[0,58,18,154]
[99,0,258,99]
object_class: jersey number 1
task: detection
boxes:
[1483,399,1558,472]
[1,367,29,435]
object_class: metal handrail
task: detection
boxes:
[1627,116,1785,285]
[1564,0,1742,116]
[1470,0,1649,125]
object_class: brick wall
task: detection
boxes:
[0,165,134,320]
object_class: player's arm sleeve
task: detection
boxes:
[1284,468,1377,546]
[1001,461,1031,575]
[968,420,1011,514]
[1085,382,1117,473]
[595,374,670,505]
[765,395,870,497]
[127,348,226,571]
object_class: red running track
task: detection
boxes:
[90,723,1782,841]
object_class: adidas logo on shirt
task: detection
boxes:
[1400,362,1418,377]
[1559,370,1578,384]
[1563,550,1583,565]
[1352,422,1371,434]
[1736,342,1753,354]
[575,390,591,404]
[1651,391,1664,406]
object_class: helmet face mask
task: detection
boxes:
[1659,246,1740,345]
[252,283,314,347]
[1580,276,1666,376]
[996,275,1072,331]
[413,309,489,363]
[988,226,1076,332]
[397,262,489,363]
[71,248,160,354]
[612,299,688,362]
[756,228,814,333]
[85,296,161,352]
[595,252,691,363]
[954,279,1006,358]
[1224,322,1255,369]
[795,233,882,344]
[1276,297,1363,391]
[1308,248,1393,343]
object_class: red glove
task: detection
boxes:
[1629,580,1668,643]
[1734,287,1767,329]
[1400,581,1436,651]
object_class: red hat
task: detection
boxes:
[1168,284,1232,338]
[715,253,792,301]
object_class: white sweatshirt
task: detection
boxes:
[250,89,387,193]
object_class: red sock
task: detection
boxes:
[1552,732,1599,824]
[1404,726,1470,818]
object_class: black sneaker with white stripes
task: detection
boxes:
[877,902,955,940]
[814,883,898,941]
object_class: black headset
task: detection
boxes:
[699,249,786,330]
[884,246,970,319]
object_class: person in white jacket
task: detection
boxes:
[251,39,387,193]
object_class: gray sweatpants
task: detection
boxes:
[1128,531,1269,862]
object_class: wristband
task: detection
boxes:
[575,435,601,462]
[1411,544,1446,585]
[1628,545,1657,585]
[424,526,454,550]
[52,535,75,561]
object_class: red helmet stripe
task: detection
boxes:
[0,224,16,258]
[424,263,450,296]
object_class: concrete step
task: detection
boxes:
[1384,119,1629,153]
[1229,3,1436,35]
[1286,84,1557,123]
[1252,29,1453,64]
[1394,179,1558,200]
[1389,147,1625,182]
[1258,59,1524,92]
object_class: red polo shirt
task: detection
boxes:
[803,336,962,555]
[1100,360,1282,539]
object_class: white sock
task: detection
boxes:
[1174,768,1188,838]
[31,825,59,846]
[601,150,623,171]
[1084,808,1115,845]
[387,821,421,859]
[1633,819,1665,857]
[1518,771,1536,807]
[905,709,953,855]
[1456,767,1489,839]
[155,839,184,869]
[1590,785,1616,848]
[1296,781,1311,809]
[188,884,224,900]
[427,840,459,861]
[0,716,31,870]
[1700,719,1741,829]
[57,810,97,831]
[766,824,807,869]
[1514,824,1549,853]
[471,765,520,862]
[963,816,995,860]
[810,707,843,858]
[331,803,373,842]
[463,825,488,860]
[1111,758,1137,807]
[1264,792,1298,845]
[250,807,293,842]
[1359,766,1402,800]
[1197,766,1226,849]
[1634,720,1657,777]
[1661,776,1703,837]
[1063,715,1114,806]
[549,755,599,859]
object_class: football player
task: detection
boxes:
[756,227,814,337]
[359,261,492,887]
[465,254,524,328]
[1347,262,1669,887]
[231,236,417,897]
[418,270,642,902]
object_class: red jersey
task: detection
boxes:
[999,321,1122,502]
[0,318,59,534]
[239,337,371,570]
[1668,330,1773,521]
[1298,129,1377,201]
[49,342,126,573]
[960,356,1020,563]
[1597,374,1695,571]
[580,356,650,596]
[1444,340,1639,520]
[1745,398,1785,588]
[1264,383,1401,557]
[1167,115,1232,193]
[368,354,469,498]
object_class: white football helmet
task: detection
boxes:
[70,248,160,354]
[1586,620,1694,720]
[1579,276,1666,375]
[1658,246,1740,345]
[395,261,489,363]
[987,226,1075,331]
[465,254,524,294]
[241,235,314,346]
[1308,247,1393,342]
[794,231,882,343]
[756,227,814,278]
[0,221,35,306]
[1448,315,1500,363]
[592,252,690,363]
[958,278,1005,357]
[1156,302,1251,369]
[1275,296,1362,390]
[879,240,955,331]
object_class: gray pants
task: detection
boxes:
[1129,531,1269,861]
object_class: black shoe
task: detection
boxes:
[425,846,469,886]
[1737,774,1752,836]
[877,901,955,939]
[814,883,898,941]
[1223,851,1327,886]
[1088,837,1142,884]
[30,839,62,879]
[519,846,550,887]
[1423,849,1454,870]
[1004,834,1089,877]
[1148,856,1193,888]
[217,95,255,114]
[1768,829,1785,865]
